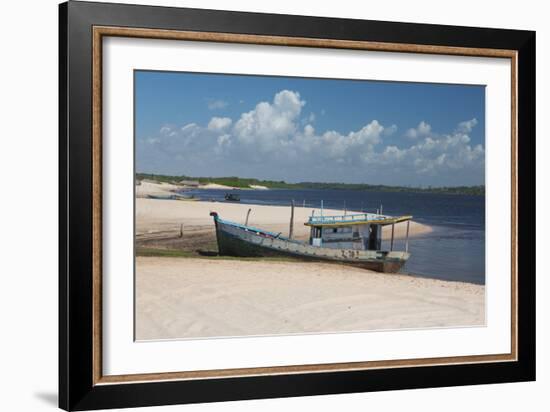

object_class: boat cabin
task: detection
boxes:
[304,212,413,252]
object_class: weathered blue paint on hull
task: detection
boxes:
[212,215,409,273]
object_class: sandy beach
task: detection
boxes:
[136,257,485,340]
[136,179,262,197]
[136,180,181,197]
[135,182,483,341]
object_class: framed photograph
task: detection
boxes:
[59,1,535,410]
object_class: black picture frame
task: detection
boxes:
[59,1,535,410]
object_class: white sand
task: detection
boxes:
[136,198,431,240]
[136,181,180,198]
[135,257,485,340]
[137,180,245,196]
[199,183,270,190]
[136,180,272,193]
[135,198,480,341]
[198,183,236,190]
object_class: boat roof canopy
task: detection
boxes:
[305,213,412,228]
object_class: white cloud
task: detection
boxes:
[208,117,232,131]
[180,123,197,132]
[405,121,432,139]
[138,90,484,186]
[305,120,384,161]
[207,99,228,110]
[373,123,484,176]
[383,124,398,136]
[232,90,304,153]
[303,124,315,137]
[456,118,478,133]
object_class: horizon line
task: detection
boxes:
[135,172,484,190]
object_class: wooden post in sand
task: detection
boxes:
[179,223,183,238]
[405,220,410,253]
[245,208,252,226]
[289,200,295,239]
[390,223,395,251]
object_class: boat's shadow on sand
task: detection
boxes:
[196,249,219,257]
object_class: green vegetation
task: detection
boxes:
[136,248,196,258]
[136,247,300,262]
[136,173,484,196]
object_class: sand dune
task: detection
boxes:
[136,180,269,195]
[198,183,237,190]
[136,257,485,340]
[135,181,180,198]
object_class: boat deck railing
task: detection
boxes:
[308,213,386,225]
[306,212,413,227]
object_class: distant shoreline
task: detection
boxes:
[136,172,485,196]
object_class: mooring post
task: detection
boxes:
[380,204,383,215]
[289,200,295,239]
[344,200,347,215]
[390,223,395,251]
[405,220,410,253]
[245,208,252,226]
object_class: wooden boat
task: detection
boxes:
[147,193,199,201]
[147,194,176,200]
[175,194,199,201]
[210,209,413,273]
[224,193,241,202]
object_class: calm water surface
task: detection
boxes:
[186,188,485,284]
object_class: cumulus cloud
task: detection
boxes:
[376,132,484,176]
[138,90,484,186]
[405,121,432,139]
[383,124,398,136]
[208,117,232,131]
[456,118,478,133]
[207,99,228,110]
[232,90,304,153]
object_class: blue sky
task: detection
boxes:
[135,71,485,187]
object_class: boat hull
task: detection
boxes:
[213,217,409,273]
